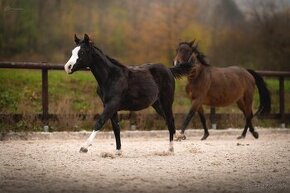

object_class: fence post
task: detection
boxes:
[42,68,49,127]
[129,111,137,130]
[279,76,285,128]
[210,107,216,129]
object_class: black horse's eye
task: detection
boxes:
[79,50,84,56]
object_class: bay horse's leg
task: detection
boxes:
[237,123,248,139]
[238,115,258,139]
[111,113,122,155]
[247,113,259,139]
[177,100,202,141]
[237,98,259,139]
[237,100,248,139]
[180,107,195,135]
[80,102,118,153]
[179,99,202,139]
[174,107,194,141]
[198,107,209,140]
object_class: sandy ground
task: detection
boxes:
[0,129,290,193]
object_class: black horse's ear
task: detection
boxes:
[74,34,80,45]
[84,34,90,44]
[188,40,195,47]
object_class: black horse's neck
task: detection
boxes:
[89,47,126,88]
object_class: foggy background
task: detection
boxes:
[1,0,290,70]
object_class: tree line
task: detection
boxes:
[0,0,289,70]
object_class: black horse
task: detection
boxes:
[64,34,192,154]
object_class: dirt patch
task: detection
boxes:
[0,130,290,193]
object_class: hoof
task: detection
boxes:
[237,135,245,140]
[79,147,88,153]
[252,131,259,139]
[201,133,209,140]
[169,147,174,153]
[174,133,186,141]
[181,135,186,140]
[115,150,122,156]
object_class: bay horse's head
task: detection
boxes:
[64,34,94,74]
[173,40,198,66]
[174,40,209,66]
[174,41,195,66]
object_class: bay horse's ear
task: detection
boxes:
[74,34,80,45]
[84,34,90,45]
[188,40,195,47]
[193,42,199,50]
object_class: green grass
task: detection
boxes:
[1,69,289,113]
[0,69,289,131]
[0,69,103,114]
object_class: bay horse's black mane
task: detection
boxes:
[179,42,210,66]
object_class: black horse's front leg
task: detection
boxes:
[111,113,122,155]
[80,102,119,153]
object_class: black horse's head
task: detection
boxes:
[64,34,94,74]
[174,40,201,66]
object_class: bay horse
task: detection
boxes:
[64,34,192,154]
[174,41,271,140]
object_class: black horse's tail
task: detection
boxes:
[170,62,193,79]
[247,69,271,115]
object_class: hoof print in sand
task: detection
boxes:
[79,147,88,153]
[153,151,174,156]
[100,152,116,159]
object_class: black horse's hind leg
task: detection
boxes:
[152,100,165,118]
[153,100,175,152]
[164,109,176,152]
[159,97,176,152]
[111,113,121,151]
[198,107,209,140]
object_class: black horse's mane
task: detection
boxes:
[180,42,210,66]
[93,46,127,69]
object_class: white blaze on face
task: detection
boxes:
[64,46,80,74]
[174,60,178,66]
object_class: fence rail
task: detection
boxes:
[0,61,289,128]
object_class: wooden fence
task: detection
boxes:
[0,61,289,128]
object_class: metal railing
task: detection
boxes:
[0,62,289,128]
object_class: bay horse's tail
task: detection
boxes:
[247,69,271,115]
[170,62,193,79]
